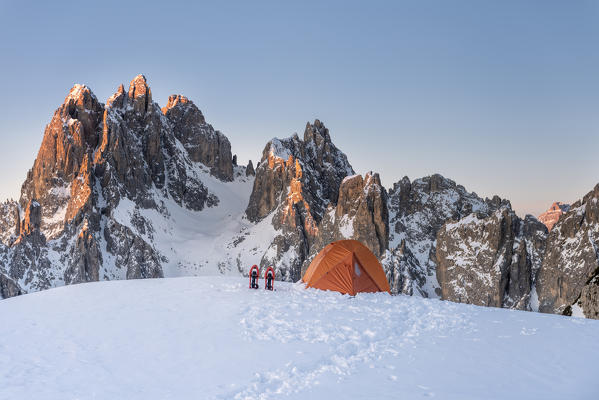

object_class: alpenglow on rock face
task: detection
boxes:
[538,202,570,231]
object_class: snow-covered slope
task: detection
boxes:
[111,164,262,277]
[1,277,597,399]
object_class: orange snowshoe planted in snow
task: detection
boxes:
[249,265,260,289]
[264,266,275,291]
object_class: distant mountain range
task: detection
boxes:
[0,75,597,319]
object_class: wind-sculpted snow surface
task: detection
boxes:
[0,277,597,400]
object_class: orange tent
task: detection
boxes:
[302,240,390,295]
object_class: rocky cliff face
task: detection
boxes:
[431,182,599,319]
[299,172,389,278]
[245,120,355,281]
[570,269,599,319]
[436,208,547,310]
[382,174,506,297]
[246,120,353,224]
[0,200,19,244]
[538,202,570,231]
[162,94,233,181]
[536,184,599,316]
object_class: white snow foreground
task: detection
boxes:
[0,277,597,400]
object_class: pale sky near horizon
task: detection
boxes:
[0,0,597,217]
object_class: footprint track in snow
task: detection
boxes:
[229,287,473,399]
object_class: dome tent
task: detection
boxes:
[302,240,390,295]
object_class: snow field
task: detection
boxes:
[0,276,597,399]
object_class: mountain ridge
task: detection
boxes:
[0,75,597,320]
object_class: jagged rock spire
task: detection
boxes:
[20,199,41,237]
[127,74,152,114]
[162,94,192,115]
[246,160,255,176]
[106,84,125,109]
[162,94,232,180]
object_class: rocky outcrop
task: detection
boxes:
[335,173,389,254]
[64,220,101,284]
[19,199,42,237]
[538,202,570,231]
[246,160,255,176]
[19,83,103,240]
[128,74,152,114]
[246,120,355,281]
[246,120,353,223]
[383,174,506,296]
[436,207,547,309]
[564,267,599,319]
[162,94,233,181]
[576,269,599,319]
[309,172,389,260]
[0,272,21,298]
[384,240,424,296]
[536,184,599,316]
[0,201,19,245]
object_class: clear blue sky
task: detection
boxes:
[0,0,597,216]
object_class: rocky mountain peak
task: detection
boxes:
[127,74,152,113]
[161,94,207,125]
[538,202,570,231]
[246,120,354,223]
[19,82,103,237]
[162,94,231,181]
[245,160,255,176]
[0,74,245,300]
[245,121,355,281]
[303,119,330,144]
[106,84,125,109]
[61,84,103,148]
[162,94,192,114]
[337,172,384,216]
[65,84,98,109]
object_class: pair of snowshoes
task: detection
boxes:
[249,265,275,290]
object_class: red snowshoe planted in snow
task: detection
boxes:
[264,266,275,291]
[249,265,260,289]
